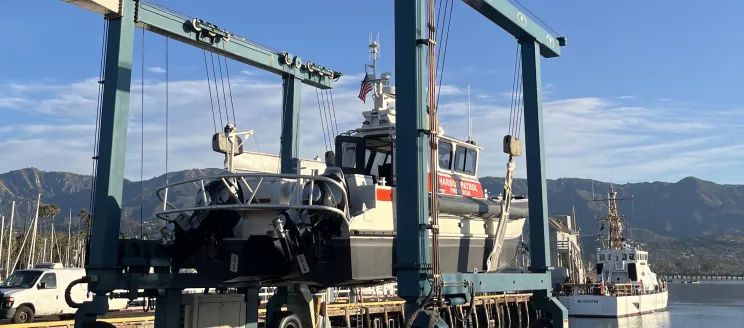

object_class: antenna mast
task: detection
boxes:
[467,85,472,142]
[592,185,632,250]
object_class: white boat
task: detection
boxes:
[155,39,528,288]
[557,187,669,318]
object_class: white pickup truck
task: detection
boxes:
[0,263,130,323]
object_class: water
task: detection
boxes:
[569,280,744,328]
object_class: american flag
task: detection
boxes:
[358,74,373,103]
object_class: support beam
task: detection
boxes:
[280,76,301,174]
[134,1,339,89]
[86,0,135,296]
[462,0,563,57]
[394,0,431,313]
[440,272,551,296]
[155,289,182,328]
[521,39,568,327]
[521,40,550,273]
[242,288,260,328]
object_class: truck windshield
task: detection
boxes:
[1,270,43,289]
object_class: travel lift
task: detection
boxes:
[62,1,340,328]
[394,0,567,327]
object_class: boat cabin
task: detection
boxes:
[596,249,657,288]
[334,110,484,199]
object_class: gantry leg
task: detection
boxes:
[154,289,182,328]
[286,284,316,328]
[393,0,433,326]
[241,288,259,328]
[74,1,135,326]
[520,39,568,328]
[266,286,288,327]
[280,75,301,174]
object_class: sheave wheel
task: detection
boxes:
[268,311,303,328]
[11,305,34,324]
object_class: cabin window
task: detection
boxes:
[335,136,392,177]
[599,254,605,261]
[341,143,358,168]
[455,146,466,172]
[464,148,477,174]
[438,141,453,170]
[38,272,57,289]
[454,146,478,175]
[622,254,627,260]
[629,254,635,260]
[366,150,391,176]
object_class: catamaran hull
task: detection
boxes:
[557,291,668,318]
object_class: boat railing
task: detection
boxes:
[155,172,350,222]
[559,281,668,297]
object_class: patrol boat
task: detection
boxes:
[557,187,668,317]
[155,40,529,288]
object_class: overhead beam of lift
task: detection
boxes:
[62,0,341,89]
[462,0,564,58]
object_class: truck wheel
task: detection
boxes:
[267,311,303,328]
[11,305,34,324]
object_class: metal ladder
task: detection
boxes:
[355,287,364,328]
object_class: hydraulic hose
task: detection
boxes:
[65,277,91,308]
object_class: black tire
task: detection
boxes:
[11,305,34,324]
[268,311,303,328]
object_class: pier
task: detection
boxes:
[2,293,538,328]
[660,274,744,281]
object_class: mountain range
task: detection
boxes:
[1,168,743,240]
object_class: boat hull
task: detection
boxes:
[189,227,524,288]
[557,291,668,318]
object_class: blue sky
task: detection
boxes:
[1,0,744,184]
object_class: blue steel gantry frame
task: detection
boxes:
[69,0,339,327]
[394,0,567,327]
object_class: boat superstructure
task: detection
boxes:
[557,186,668,318]
[155,40,528,289]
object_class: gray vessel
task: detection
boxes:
[155,39,528,288]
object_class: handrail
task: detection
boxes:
[155,172,349,222]
[156,203,347,221]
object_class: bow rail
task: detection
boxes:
[154,172,349,222]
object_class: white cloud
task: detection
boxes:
[1,76,743,184]
[148,67,166,73]
[0,97,28,109]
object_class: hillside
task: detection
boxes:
[0,167,225,237]
[1,168,744,240]
[480,176,744,239]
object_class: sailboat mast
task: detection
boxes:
[0,215,5,273]
[28,193,40,268]
[67,208,72,267]
[5,201,14,278]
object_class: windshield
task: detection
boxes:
[1,270,43,289]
